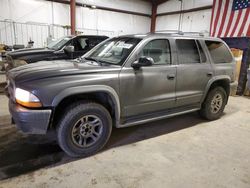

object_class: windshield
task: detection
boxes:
[84,37,141,65]
[47,36,73,50]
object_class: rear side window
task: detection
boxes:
[176,39,200,64]
[205,41,233,63]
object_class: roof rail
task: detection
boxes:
[153,30,209,37]
[180,31,205,36]
[153,30,183,35]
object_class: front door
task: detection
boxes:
[120,39,176,119]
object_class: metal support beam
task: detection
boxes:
[70,0,76,35]
[150,3,157,33]
[45,0,150,17]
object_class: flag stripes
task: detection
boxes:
[210,0,250,37]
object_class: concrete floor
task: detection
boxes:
[0,94,250,188]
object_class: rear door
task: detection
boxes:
[204,40,235,80]
[175,39,213,107]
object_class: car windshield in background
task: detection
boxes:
[84,37,141,65]
[47,36,73,50]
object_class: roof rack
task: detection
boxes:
[153,30,209,37]
[149,30,182,35]
[154,30,182,34]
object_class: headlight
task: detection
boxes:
[15,88,42,108]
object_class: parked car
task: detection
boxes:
[5,35,108,70]
[6,32,237,157]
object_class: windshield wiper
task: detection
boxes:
[75,56,85,62]
[84,57,103,66]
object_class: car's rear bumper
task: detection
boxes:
[9,100,52,134]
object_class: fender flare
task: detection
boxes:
[52,85,120,126]
[201,75,231,103]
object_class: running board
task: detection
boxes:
[117,108,200,128]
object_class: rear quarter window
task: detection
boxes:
[205,41,233,64]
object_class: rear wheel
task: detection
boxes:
[199,86,227,120]
[57,101,112,157]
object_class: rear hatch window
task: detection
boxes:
[205,41,233,64]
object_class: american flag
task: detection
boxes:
[210,0,250,37]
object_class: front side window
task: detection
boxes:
[140,39,171,65]
[85,37,141,65]
[47,36,73,50]
[73,37,89,51]
[205,41,233,64]
[176,39,200,64]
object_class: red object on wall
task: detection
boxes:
[70,0,76,35]
[150,3,157,32]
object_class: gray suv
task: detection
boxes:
[6,33,237,157]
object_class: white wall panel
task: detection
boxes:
[188,9,211,32]
[182,0,212,10]
[156,0,212,33]
[76,7,150,36]
[156,9,212,32]
[192,0,213,8]
[52,2,70,26]
[0,0,52,24]
[157,0,181,14]
[0,0,11,20]
[0,0,151,46]
[158,0,213,14]
[156,15,180,31]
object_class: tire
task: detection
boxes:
[57,101,112,157]
[199,86,227,120]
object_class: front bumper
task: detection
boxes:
[9,100,52,134]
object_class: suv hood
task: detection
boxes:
[7,48,55,59]
[8,60,121,83]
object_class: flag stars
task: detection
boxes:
[233,0,250,10]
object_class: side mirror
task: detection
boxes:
[64,45,74,53]
[131,56,153,69]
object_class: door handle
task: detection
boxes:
[167,74,175,80]
[207,72,213,77]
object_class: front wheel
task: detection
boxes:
[199,87,227,120]
[57,101,112,157]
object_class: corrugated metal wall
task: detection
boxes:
[156,0,213,33]
[0,0,151,47]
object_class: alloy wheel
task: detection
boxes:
[71,115,103,148]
